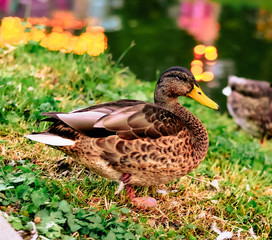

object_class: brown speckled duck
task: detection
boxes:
[223,76,272,143]
[26,66,219,207]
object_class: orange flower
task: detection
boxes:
[28,27,46,43]
[40,32,68,51]
[0,17,26,45]
[86,32,107,56]
[27,17,49,26]
[62,31,73,38]
[39,35,48,48]
[87,40,106,56]
[72,36,88,55]
[23,20,33,28]
[51,26,64,33]
[50,11,86,29]
[64,36,79,53]
[0,15,107,57]
[39,30,107,55]
[73,20,86,29]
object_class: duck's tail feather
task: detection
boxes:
[25,133,75,146]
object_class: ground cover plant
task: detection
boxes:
[0,42,271,239]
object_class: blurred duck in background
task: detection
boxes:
[223,76,272,143]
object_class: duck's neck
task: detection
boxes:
[154,88,197,127]
[155,93,209,155]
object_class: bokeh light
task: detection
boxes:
[205,51,218,61]
[191,65,203,75]
[191,60,203,67]
[194,44,206,55]
[202,71,214,81]
[194,74,203,81]
[190,44,217,82]
[204,46,217,53]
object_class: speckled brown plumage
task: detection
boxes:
[225,76,272,140]
[27,66,218,192]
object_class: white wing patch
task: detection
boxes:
[25,134,75,146]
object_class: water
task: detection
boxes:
[103,0,272,111]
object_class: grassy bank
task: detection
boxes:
[0,45,271,239]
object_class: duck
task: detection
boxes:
[223,75,272,143]
[26,66,219,208]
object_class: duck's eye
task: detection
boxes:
[198,92,202,95]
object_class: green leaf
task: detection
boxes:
[86,214,102,224]
[3,165,13,174]
[50,211,66,224]
[248,200,257,208]
[6,111,20,123]
[62,235,76,240]
[0,183,14,191]
[12,220,24,230]
[66,213,82,232]
[120,207,130,214]
[9,174,28,183]
[2,200,10,205]
[8,216,23,230]
[112,226,125,234]
[36,209,50,219]
[58,200,71,213]
[16,185,32,200]
[39,102,53,112]
[31,188,49,208]
[104,230,116,240]
[17,165,33,173]
[44,222,62,239]
[124,232,135,239]
[80,226,90,235]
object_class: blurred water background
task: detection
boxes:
[1,0,272,111]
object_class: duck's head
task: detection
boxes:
[155,66,219,111]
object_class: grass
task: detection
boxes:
[0,43,271,239]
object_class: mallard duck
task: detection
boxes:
[223,76,272,143]
[26,66,219,207]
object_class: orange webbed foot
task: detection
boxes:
[125,184,157,208]
[131,197,157,208]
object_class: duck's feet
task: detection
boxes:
[125,184,157,208]
[131,196,157,208]
[120,173,131,184]
[125,183,136,199]
[115,173,132,195]
[120,173,157,208]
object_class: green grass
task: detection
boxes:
[0,43,271,239]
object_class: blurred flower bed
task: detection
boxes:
[0,11,107,56]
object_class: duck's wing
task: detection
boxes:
[39,99,143,137]
[227,91,269,137]
[26,100,143,145]
[94,103,183,140]
[227,76,272,137]
[34,99,183,141]
[228,76,272,98]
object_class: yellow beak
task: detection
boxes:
[187,84,219,111]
